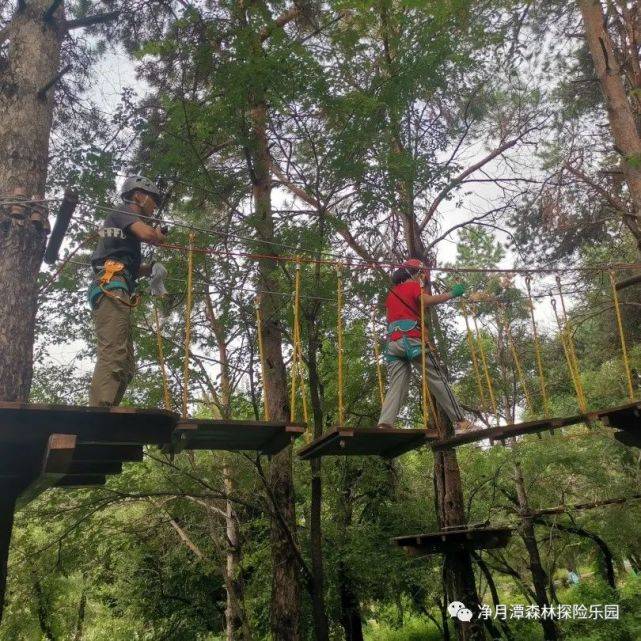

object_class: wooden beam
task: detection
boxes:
[18,433,77,506]
[614,273,641,291]
[56,475,106,487]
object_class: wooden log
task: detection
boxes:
[43,189,78,264]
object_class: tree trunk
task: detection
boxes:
[338,561,365,641]
[535,519,617,590]
[307,319,330,641]
[73,590,86,641]
[205,289,253,641]
[250,97,301,641]
[472,552,515,641]
[433,441,485,641]
[0,1,64,402]
[513,461,558,641]
[580,0,641,249]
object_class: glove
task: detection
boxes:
[150,262,168,297]
[451,283,466,298]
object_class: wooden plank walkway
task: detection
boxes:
[298,427,438,460]
[171,419,306,455]
[431,400,641,451]
[393,526,513,556]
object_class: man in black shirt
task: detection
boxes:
[89,176,167,406]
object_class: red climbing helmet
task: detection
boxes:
[401,258,430,281]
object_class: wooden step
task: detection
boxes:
[298,426,438,460]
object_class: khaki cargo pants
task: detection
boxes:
[89,290,135,406]
[378,338,464,426]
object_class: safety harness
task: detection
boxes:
[88,259,140,309]
[384,285,434,363]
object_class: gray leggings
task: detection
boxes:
[378,338,464,426]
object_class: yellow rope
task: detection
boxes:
[371,308,385,407]
[555,278,588,413]
[154,305,171,411]
[525,276,550,417]
[504,316,534,415]
[290,261,302,423]
[336,267,345,425]
[462,306,488,412]
[255,296,270,421]
[289,262,310,425]
[182,232,195,419]
[551,296,587,413]
[419,286,431,430]
[609,271,635,400]
[472,311,500,425]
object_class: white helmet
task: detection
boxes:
[120,175,162,204]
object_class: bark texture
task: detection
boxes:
[0,1,64,401]
[513,461,558,641]
[580,0,641,247]
[250,98,301,640]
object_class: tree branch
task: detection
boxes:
[37,64,71,100]
[271,163,379,265]
[43,0,64,23]
[418,135,530,232]
[259,6,301,42]
[64,11,120,31]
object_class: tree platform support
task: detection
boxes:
[431,401,641,451]
[0,403,306,619]
[392,526,513,557]
[298,426,438,460]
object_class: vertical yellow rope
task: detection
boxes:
[255,296,270,421]
[462,306,488,411]
[419,286,431,430]
[336,267,345,426]
[609,271,635,400]
[504,316,534,415]
[182,232,195,419]
[154,306,171,411]
[551,297,587,413]
[290,261,302,423]
[525,276,550,417]
[472,311,499,425]
[371,308,385,407]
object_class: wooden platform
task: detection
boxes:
[432,401,641,451]
[171,419,306,455]
[298,426,438,460]
[392,526,513,556]
[0,402,177,445]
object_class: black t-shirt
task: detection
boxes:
[91,207,142,282]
